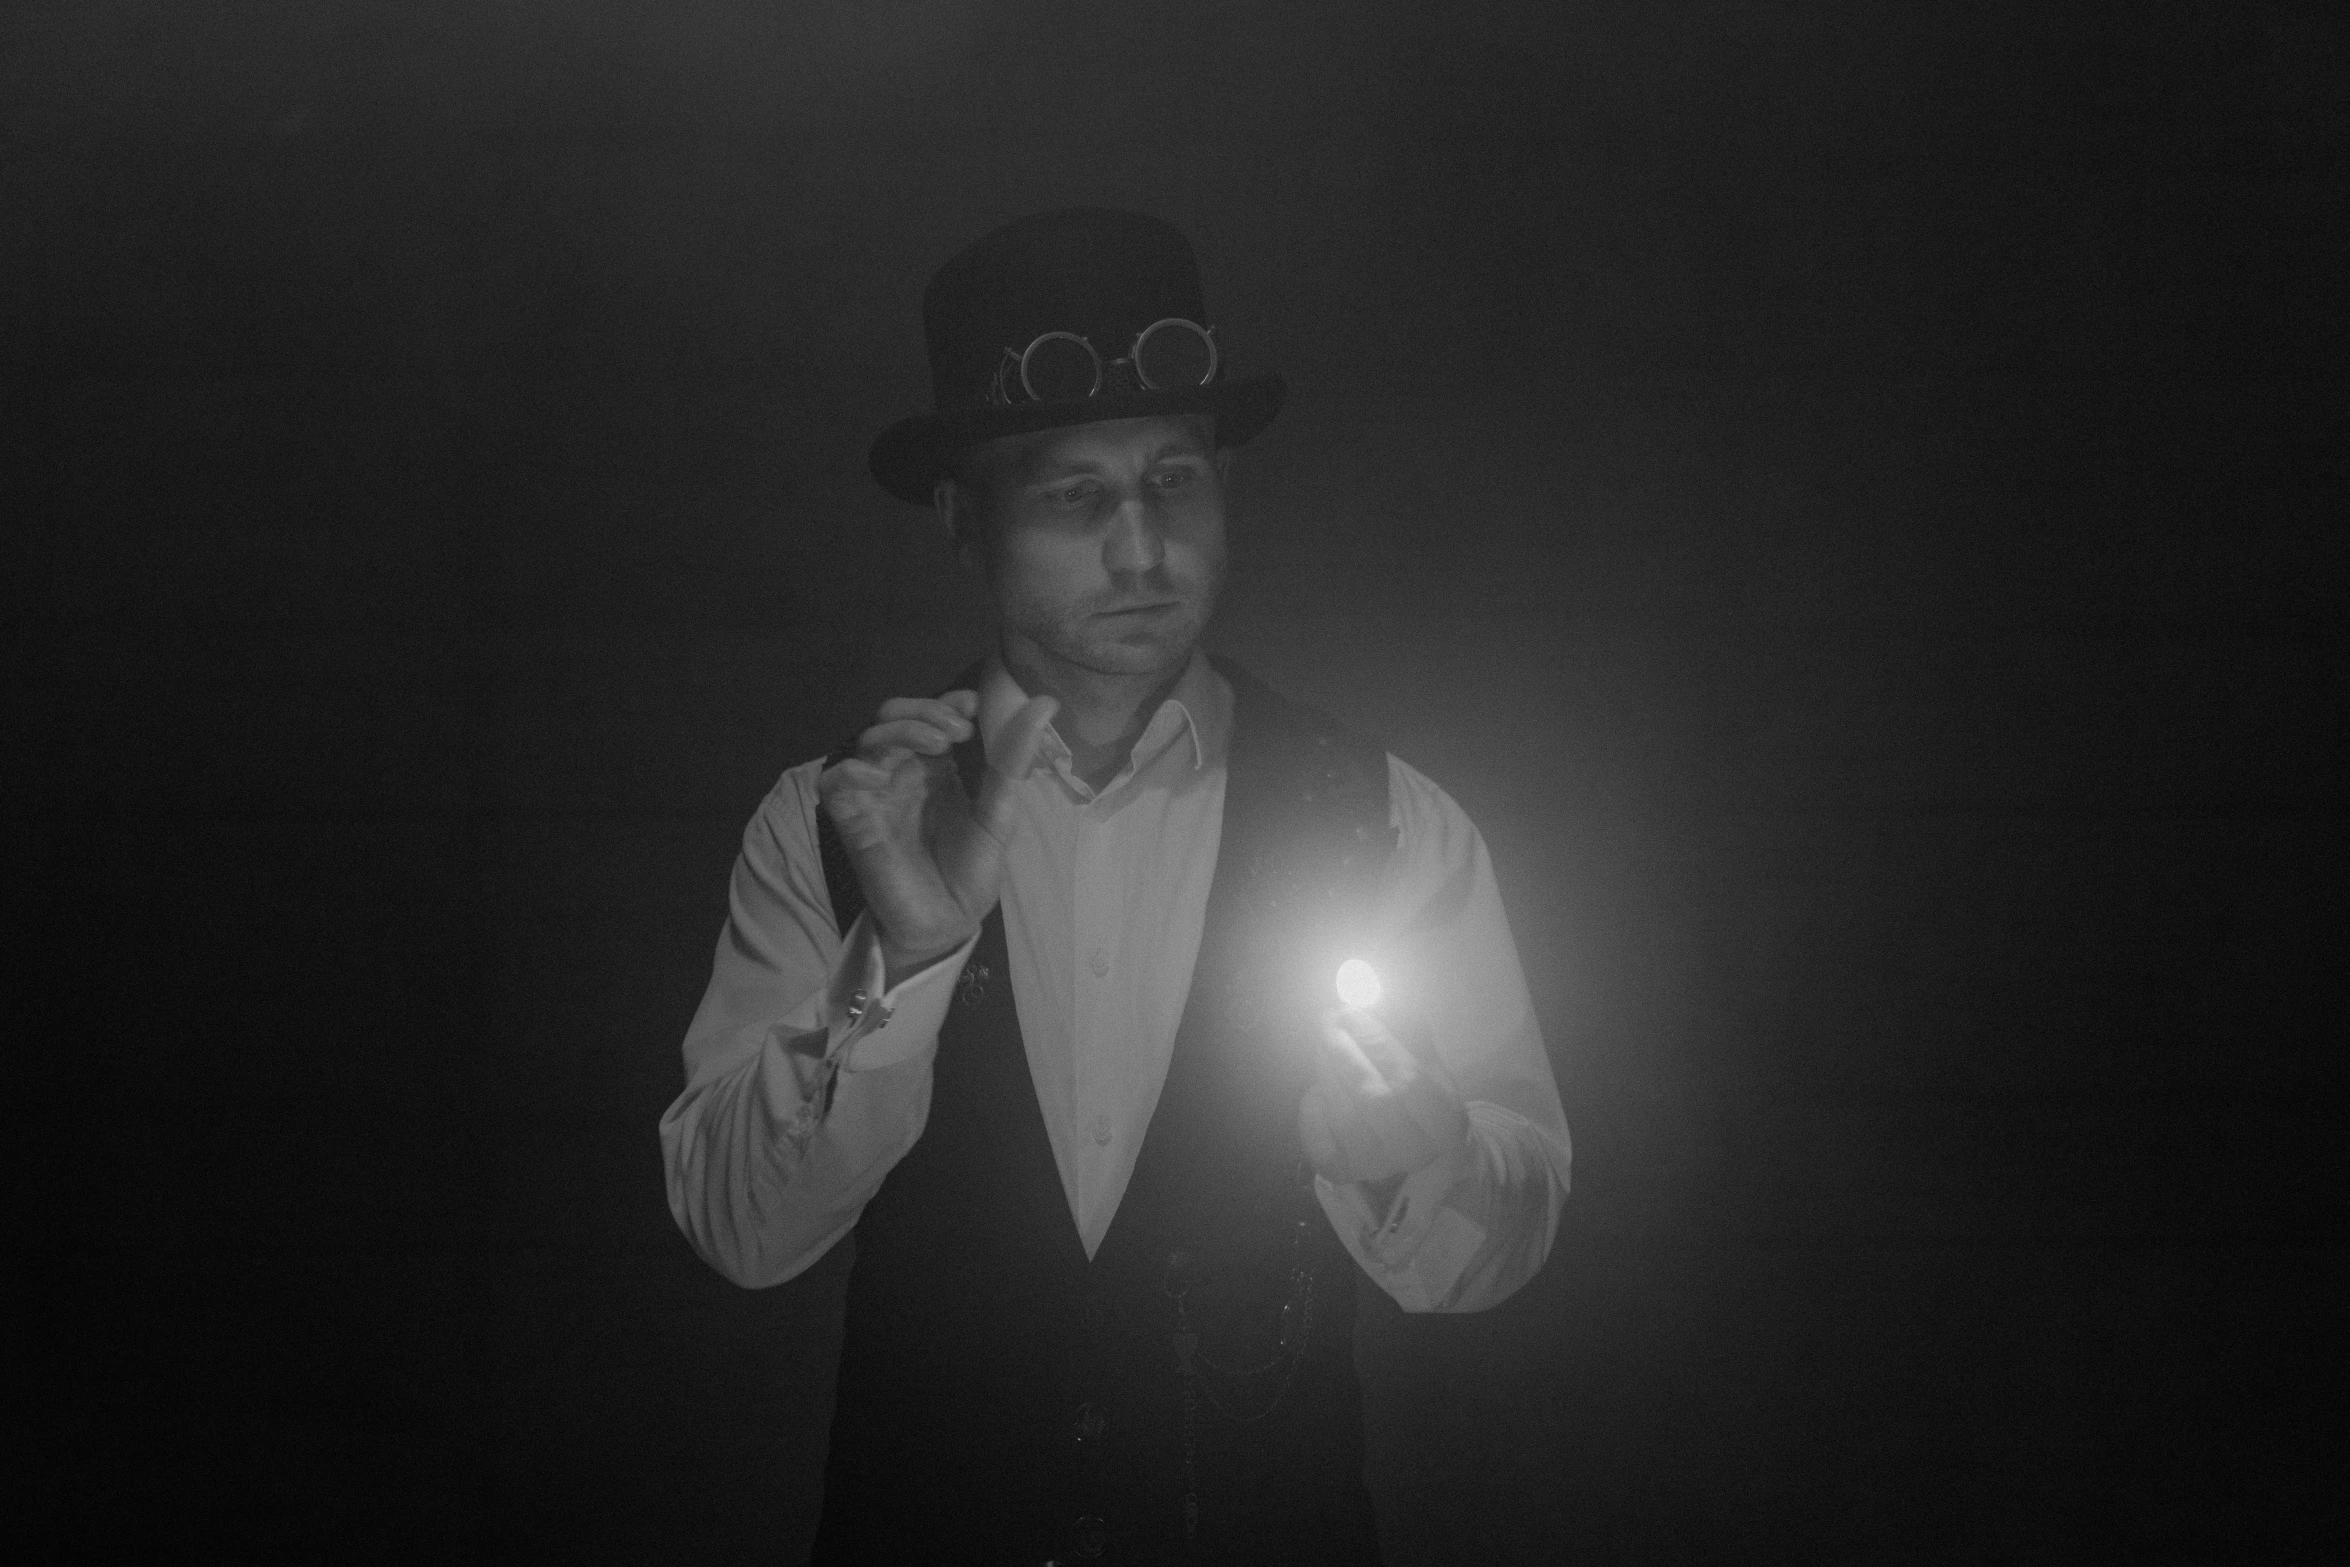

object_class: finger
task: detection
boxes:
[1309,1027,1359,1101]
[1327,1007,1414,1083]
[875,695,979,740]
[819,757,895,795]
[941,689,980,720]
[818,759,904,846]
[1318,1016,1387,1096]
[857,717,965,757]
[988,696,1058,782]
[971,696,1059,841]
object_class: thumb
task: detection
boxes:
[972,695,1058,842]
[1320,1013,1389,1096]
[1334,1007,1417,1089]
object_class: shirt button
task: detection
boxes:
[1092,1114,1112,1146]
[1088,947,1111,978]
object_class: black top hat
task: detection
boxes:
[867,208,1285,505]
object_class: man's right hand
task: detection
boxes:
[817,689,1060,987]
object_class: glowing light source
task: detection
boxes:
[1334,958,1383,1011]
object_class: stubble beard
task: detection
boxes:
[1013,562,1224,680]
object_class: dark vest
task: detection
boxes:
[808,658,1395,1567]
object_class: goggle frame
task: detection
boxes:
[988,318,1220,407]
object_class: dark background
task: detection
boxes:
[9,1,2344,1561]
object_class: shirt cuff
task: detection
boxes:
[1316,1109,1513,1312]
[826,912,977,1073]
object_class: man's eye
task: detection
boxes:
[1152,468,1197,489]
[1049,483,1098,506]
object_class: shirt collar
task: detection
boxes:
[977,645,1231,794]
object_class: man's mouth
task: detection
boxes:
[1096,602,1178,618]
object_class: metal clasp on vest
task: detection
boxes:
[957,959,991,1008]
[1162,1248,1203,1297]
[1047,1514,1107,1562]
[1073,1401,1109,1446]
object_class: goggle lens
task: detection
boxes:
[1020,333,1102,402]
[1133,319,1217,390]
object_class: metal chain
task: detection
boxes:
[1166,1220,1321,1543]
[1179,1266,1314,1425]
[1179,1351,1201,1541]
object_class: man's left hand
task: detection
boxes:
[1297,1005,1469,1185]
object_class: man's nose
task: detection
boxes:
[1101,489,1166,574]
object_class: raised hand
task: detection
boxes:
[1297,1003,1470,1186]
[817,689,1060,985]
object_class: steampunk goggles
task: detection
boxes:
[987,317,1219,406]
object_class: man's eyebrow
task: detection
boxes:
[1013,452,1108,484]
[1006,432,1212,485]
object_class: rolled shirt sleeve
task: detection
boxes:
[1314,756,1573,1313]
[658,759,974,1290]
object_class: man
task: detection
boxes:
[660,208,1570,1565]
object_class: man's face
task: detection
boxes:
[966,414,1229,679]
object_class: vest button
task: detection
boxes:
[1091,1113,1112,1146]
[1088,947,1111,978]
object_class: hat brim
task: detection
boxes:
[867,373,1285,506]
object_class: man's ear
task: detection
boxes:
[937,478,989,575]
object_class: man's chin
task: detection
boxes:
[1072,641,1191,677]
[1063,620,1201,676]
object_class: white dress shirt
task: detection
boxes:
[660,650,1571,1311]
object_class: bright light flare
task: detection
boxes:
[1334,958,1383,1011]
